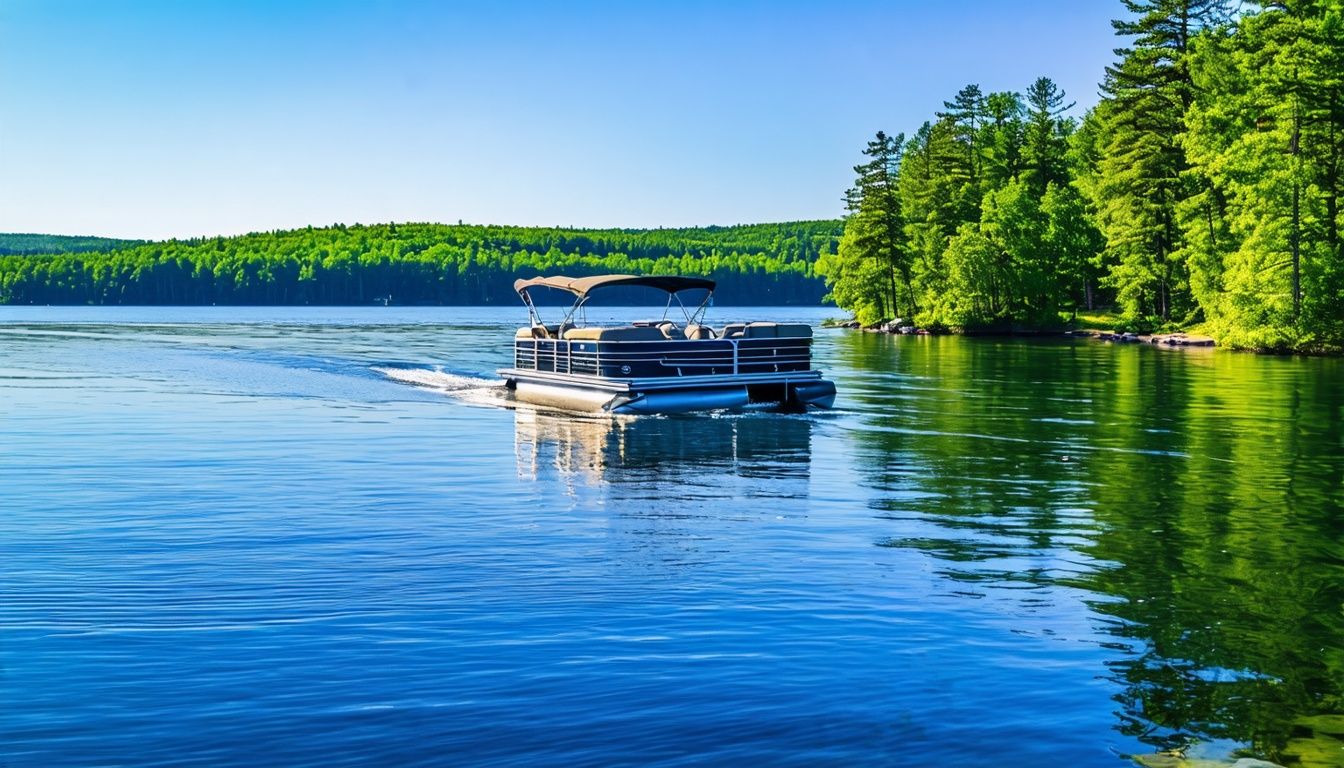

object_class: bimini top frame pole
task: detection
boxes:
[519,288,544,327]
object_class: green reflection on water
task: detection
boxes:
[831,332,1344,762]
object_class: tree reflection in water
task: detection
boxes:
[830,331,1344,763]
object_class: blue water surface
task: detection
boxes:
[2,307,1341,767]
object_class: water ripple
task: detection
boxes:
[1,308,1340,767]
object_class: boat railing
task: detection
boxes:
[516,340,603,376]
[513,336,811,378]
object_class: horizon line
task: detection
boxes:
[2,217,848,243]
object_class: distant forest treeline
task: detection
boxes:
[0,233,144,255]
[0,222,840,306]
[821,0,1344,352]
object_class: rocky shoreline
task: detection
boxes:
[1065,330,1216,347]
[825,319,1217,348]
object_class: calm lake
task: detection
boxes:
[2,306,1341,767]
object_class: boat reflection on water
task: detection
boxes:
[514,409,816,570]
[514,408,813,490]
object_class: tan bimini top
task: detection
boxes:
[513,274,716,298]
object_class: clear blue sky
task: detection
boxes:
[0,0,1119,240]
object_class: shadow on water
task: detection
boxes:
[830,331,1344,764]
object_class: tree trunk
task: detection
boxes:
[903,269,918,318]
[1326,92,1340,253]
[888,260,899,320]
[1292,98,1302,319]
[1206,198,1218,265]
[1292,182,1301,319]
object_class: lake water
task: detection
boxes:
[2,306,1341,767]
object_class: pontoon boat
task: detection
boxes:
[498,274,837,414]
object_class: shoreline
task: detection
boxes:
[819,318,1344,355]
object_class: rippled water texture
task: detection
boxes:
[2,307,1342,767]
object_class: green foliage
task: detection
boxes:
[821,131,913,323]
[826,0,1342,353]
[923,180,1094,329]
[1042,183,1107,315]
[0,233,143,255]
[1023,77,1074,195]
[828,79,1100,332]
[933,224,1001,326]
[1182,0,1344,352]
[1082,1,1231,324]
[0,221,841,306]
[816,231,888,325]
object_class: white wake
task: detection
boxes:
[374,366,508,406]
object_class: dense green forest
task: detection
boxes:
[820,0,1344,353]
[0,222,839,306]
[0,233,143,255]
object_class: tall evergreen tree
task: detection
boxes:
[1182,0,1344,350]
[822,131,912,323]
[1023,77,1075,194]
[1088,0,1230,324]
[934,86,988,226]
[866,130,913,318]
[981,91,1027,188]
[939,84,987,186]
[898,122,952,316]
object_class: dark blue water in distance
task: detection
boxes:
[2,307,1341,767]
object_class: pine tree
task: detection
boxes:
[823,131,912,322]
[1182,0,1344,350]
[1088,0,1231,325]
[1023,77,1075,195]
[982,91,1027,188]
[939,84,987,186]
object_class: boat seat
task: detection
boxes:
[722,323,747,338]
[775,323,813,338]
[743,322,813,339]
[519,323,574,339]
[562,325,666,341]
[685,324,716,340]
